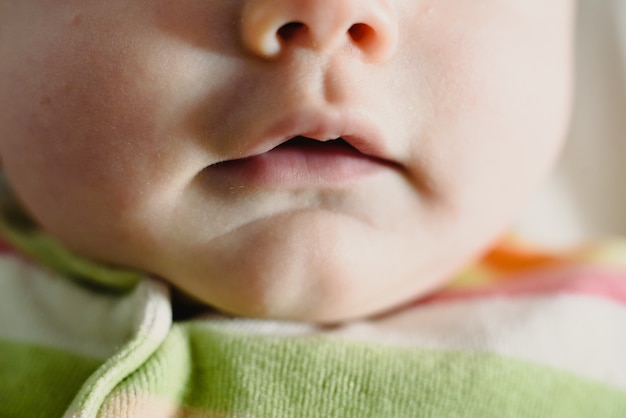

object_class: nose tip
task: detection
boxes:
[241,0,398,62]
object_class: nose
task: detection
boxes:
[241,0,398,62]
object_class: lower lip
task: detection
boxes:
[207,142,391,187]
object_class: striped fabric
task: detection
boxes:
[1,225,626,417]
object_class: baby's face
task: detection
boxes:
[0,0,574,321]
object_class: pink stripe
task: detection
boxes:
[417,266,626,307]
[0,235,18,255]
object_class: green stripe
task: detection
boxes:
[114,323,626,418]
[0,215,143,292]
[0,339,101,418]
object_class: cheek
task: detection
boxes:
[0,13,184,244]
[0,54,153,204]
[407,3,573,211]
[386,1,574,265]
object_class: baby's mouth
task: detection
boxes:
[274,136,357,151]
[208,136,392,187]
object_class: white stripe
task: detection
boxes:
[0,255,168,359]
[206,294,626,390]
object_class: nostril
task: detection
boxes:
[348,22,393,60]
[348,23,374,43]
[277,22,307,41]
[241,0,398,61]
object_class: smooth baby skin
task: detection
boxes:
[0,0,574,322]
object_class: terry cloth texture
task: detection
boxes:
[1,215,626,417]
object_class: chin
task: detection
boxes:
[213,247,377,322]
[161,212,388,322]
[173,232,447,324]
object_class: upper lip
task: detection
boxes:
[214,109,396,166]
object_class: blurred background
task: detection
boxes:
[517,0,626,247]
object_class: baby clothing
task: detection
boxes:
[1,214,626,417]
